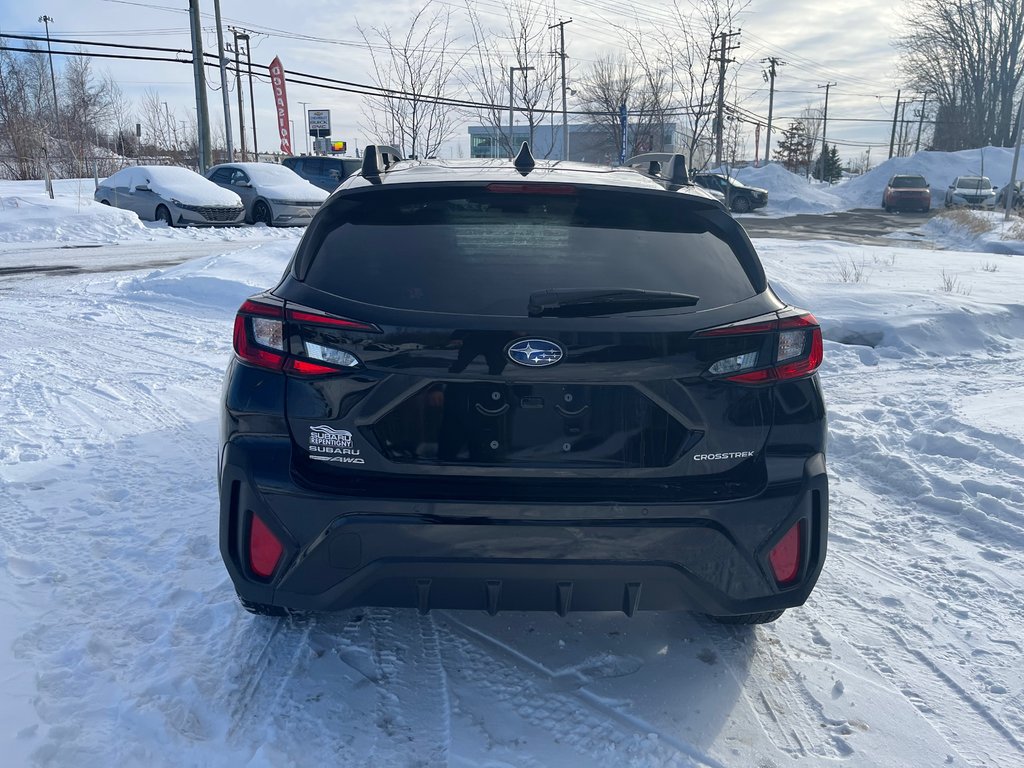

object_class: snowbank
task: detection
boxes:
[0,179,303,247]
[732,163,841,214]
[0,178,150,243]
[120,242,295,308]
[731,146,1022,216]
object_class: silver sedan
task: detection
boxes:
[205,163,329,226]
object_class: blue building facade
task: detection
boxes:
[468,122,683,164]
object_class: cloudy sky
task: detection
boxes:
[4,0,914,165]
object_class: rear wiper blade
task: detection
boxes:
[528,288,700,318]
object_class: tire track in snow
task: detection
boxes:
[729,621,858,761]
[821,503,1024,767]
[364,608,452,768]
[441,612,721,768]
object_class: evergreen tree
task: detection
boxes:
[812,144,843,182]
[772,121,814,174]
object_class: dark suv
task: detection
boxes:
[281,155,362,192]
[691,172,769,213]
[220,146,828,624]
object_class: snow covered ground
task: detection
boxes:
[1,176,1024,767]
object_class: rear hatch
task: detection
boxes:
[253,181,814,502]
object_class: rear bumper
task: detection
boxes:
[886,194,930,210]
[219,437,829,616]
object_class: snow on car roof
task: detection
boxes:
[132,165,241,206]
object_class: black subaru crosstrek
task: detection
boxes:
[219,146,828,624]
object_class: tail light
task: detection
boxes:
[769,520,803,585]
[232,297,380,375]
[695,310,823,384]
[233,299,286,370]
[249,513,283,578]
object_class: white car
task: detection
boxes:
[205,163,329,226]
[943,176,997,209]
[94,165,245,227]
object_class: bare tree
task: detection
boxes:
[617,25,675,154]
[574,54,667,162]
[140,88,173,154]
[896,0,1024,149]
[357,6,466,159]
[463,0,560,158]
[663,0,751,169]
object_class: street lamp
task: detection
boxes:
[508,65,534,158]
[298,100,311,154]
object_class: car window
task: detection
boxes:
[303,159,323,176]
[957,177,990,190]
[302,187,760,315]
[891,176,926,188]
[230,170,250,185]
[210,168,233,184]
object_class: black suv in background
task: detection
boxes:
[281,155,362,192]
[220,147,828,624]
[691,172,769,213]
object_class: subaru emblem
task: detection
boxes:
[507,339,564,367]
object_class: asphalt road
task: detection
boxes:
[0,208,939,280]
[739,207,939,248]
[0,239,285,279]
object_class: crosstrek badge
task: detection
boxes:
[693,451,755,461]
[308,425,365,464]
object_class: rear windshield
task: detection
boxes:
[300,186,761,316]
[891,176,926,188]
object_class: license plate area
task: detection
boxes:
[371,382,690,468]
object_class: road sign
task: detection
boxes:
[308,109,331,137]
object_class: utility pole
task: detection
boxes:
[761,57,785,165]
[38,15,60,126]
[1004,96,1024,221]
[298,101,311,154]
[213,0,233,161]
[230,29,247,160]
[549,18,572,161]
[818,82,836,182]
[509,65,534,158]
[915,91,930,153]
[243,34,258,160]
[888,89,901,159]
[188,0,211,171]
[713,30,741,165]
[898,99,910,157]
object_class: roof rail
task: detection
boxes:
[361,144,404,181]
[624,152,689,188]
[514,142,535,176]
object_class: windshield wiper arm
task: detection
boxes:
[528,288,700,318]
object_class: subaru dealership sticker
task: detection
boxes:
[308,425,365,464]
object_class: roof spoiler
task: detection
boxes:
[624,152,689,187]
[361,145,404,181]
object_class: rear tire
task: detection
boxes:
[156,204,173,227]
[709,609,785,625]
[731,196,751,214]
[100,199,110,206]
[253,200,273,226]
[237,594,289,617]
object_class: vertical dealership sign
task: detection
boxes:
[269,56,292,154]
